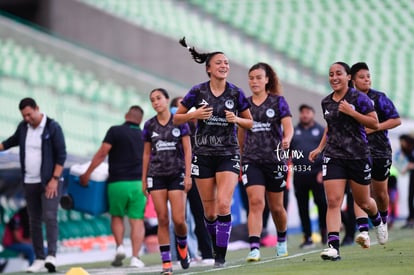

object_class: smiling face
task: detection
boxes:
[248,68,268,95]
[329,63,351,93]
[20,106,42,127]
[352,69,371,93]
[150,90,169,114]
[207,53,229,80]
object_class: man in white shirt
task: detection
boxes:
[0,98,66,273]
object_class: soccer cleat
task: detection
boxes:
[246,249,261,262]
[130,257,145,268]
[161,262,173,275]
[375,222,388,245]
[45,255,57,273]
[26,259,45,273]
[320,245,341,261]
[276,241,288,257]
[176,244,190,269]
[355,231,370,249]
[111,245,126,267]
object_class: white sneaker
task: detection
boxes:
[201,258,215,265]
[130,256,145,268]
[355,231,370,249]
[44,255,57,273]
[111,245,126,267]
[26,259,45,273]
[246,249,261,262]
[276,241,288,257]
[320,246,341,261]
[375,221,388,245]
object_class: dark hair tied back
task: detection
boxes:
[179,36,224,68]
[179,37,210,64]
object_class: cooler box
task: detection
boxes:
[62,162,109,216]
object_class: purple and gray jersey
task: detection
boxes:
[242,95,292,163]
[322,88,375,159]
[366,89,400,158]
[181,81,250,156]
[142,115,190,176]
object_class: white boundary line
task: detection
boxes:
[182,249,321,275]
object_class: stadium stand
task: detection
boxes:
[79,0,413,118]
[0,2,413,272]
[0,18,178,156]
[79,0,327,97]
[188,0,414,118]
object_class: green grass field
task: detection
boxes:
[7,225,414,275]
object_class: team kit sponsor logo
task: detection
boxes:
[155,140,177,151]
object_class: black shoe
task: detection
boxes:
[299,239,315,249]
[214,258,225,268]
[177,245,190,269]
[341,236,354,246]
[0,260,8,273]
[401,222,414,229]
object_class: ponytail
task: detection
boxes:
[179,37,210,64]
[179,37,224,77]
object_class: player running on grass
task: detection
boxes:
[238,62,293,262]
[350,62,401,248]
[309,62,386,261]
[142,88,192,274]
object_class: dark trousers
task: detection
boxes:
[293,173,327,240]
[24,182,62,259]
[187,179,213,259]
[408,171,414,220]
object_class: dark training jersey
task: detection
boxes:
[142,115,190,176]
[291,121,325,172]
[181,81,250,156]
[322,88,375,159]
[242,95,291,164]
[366,89,400,158]
[103,122,144,183]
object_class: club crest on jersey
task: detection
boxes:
[225,99,234,109]
[172,128,181,137]
[312,128,320,136]
[266,108,275,118]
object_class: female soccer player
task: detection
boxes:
[350,62,401,248]
[142,88,192,274]
[238,62,293,261]
[173,37,253,267]
[309,62,385,261]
